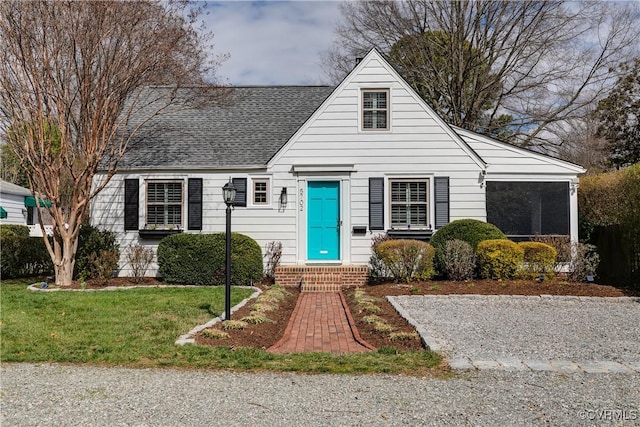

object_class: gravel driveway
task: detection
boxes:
[2,364,639,426]
[389,295,640,373]
[2,295,639,425]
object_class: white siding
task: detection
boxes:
[0,192,28,226]
[92,171,300,277]
[91,49,583,277]
[269,51,486,266]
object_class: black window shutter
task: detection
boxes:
[369,177,384,230]
[232,178,247,207]
[434,177,450,229]
[124,179,139,231]
[188,178,203,230]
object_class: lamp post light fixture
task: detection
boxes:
[222,179,236,321]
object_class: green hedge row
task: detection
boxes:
[158,233,263,286]
[430,219,506,274]
[0,228,54,278]
[369,219,570,281]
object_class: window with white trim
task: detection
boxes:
[362,89,389,130]
[252,178,270,205]
[146,181,183,228]
[390,179,429,229]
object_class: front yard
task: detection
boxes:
[0,278,442,375]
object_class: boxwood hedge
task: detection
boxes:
[158,232,263,286]
[0,233,53,278]
[430,219,506,274]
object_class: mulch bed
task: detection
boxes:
[53,277,639,353]
[194,285,300,350]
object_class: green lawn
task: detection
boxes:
[0,278,441,374]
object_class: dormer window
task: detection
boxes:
[362,89,389,130]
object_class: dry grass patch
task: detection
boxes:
[222,320,248,330]
[241,312,273,324]
[202,328,230,339]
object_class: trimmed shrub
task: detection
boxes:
[375,239,435,282]
[0,235,53,278]
[157,232,263,286]
[532,235,572,263]
[87,249,120,284]
[531,236,601,282]
[441,239,476,281]
[75,224,119,280]
[430,219,506,273]
[519,242,557,280]
[476,239,524,280]
[368,233,393,282]
[0,224,30,238]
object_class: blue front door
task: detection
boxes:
[307,181,340,261]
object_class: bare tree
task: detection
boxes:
[324,0,640,150]
[555,111,611,174]
[0,1,225,286]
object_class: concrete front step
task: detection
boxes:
[275,265,369,291]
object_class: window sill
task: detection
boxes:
[386,229,433,241]
[138,229,183,239]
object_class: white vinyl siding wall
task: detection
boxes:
[91,50,582,276]
[269,55,486,265]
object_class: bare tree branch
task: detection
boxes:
[0,0,226,286]
[323,0,640,151]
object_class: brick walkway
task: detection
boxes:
[268,292,375,354]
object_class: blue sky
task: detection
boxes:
[200,1,344,85]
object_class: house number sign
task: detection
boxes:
[299,188,304,211]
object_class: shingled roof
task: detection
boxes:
[118,86,334,169]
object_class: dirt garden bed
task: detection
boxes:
[55,276,639,352]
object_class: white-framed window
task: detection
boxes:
[146,180,183,228]
[389,179,429,229]
[252,178,270,205]
[362,89,389,130]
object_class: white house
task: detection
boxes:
[0,179,53,237]
[91,49,585,286]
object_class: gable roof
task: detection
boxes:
[454,126,586,175]
[118,86,334,169]
[268,48,486,169]
[0,179,31,196]
[117,49,583,175]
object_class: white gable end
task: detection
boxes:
[269,49,485,171]
[455,127,585,177]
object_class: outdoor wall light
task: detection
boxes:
[279,187,288,209]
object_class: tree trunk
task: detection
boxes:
[52,231,77,287]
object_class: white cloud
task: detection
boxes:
[200,1,344,85]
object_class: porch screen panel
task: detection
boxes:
[486,181,569,237]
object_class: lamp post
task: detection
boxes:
[222,179,236,320]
